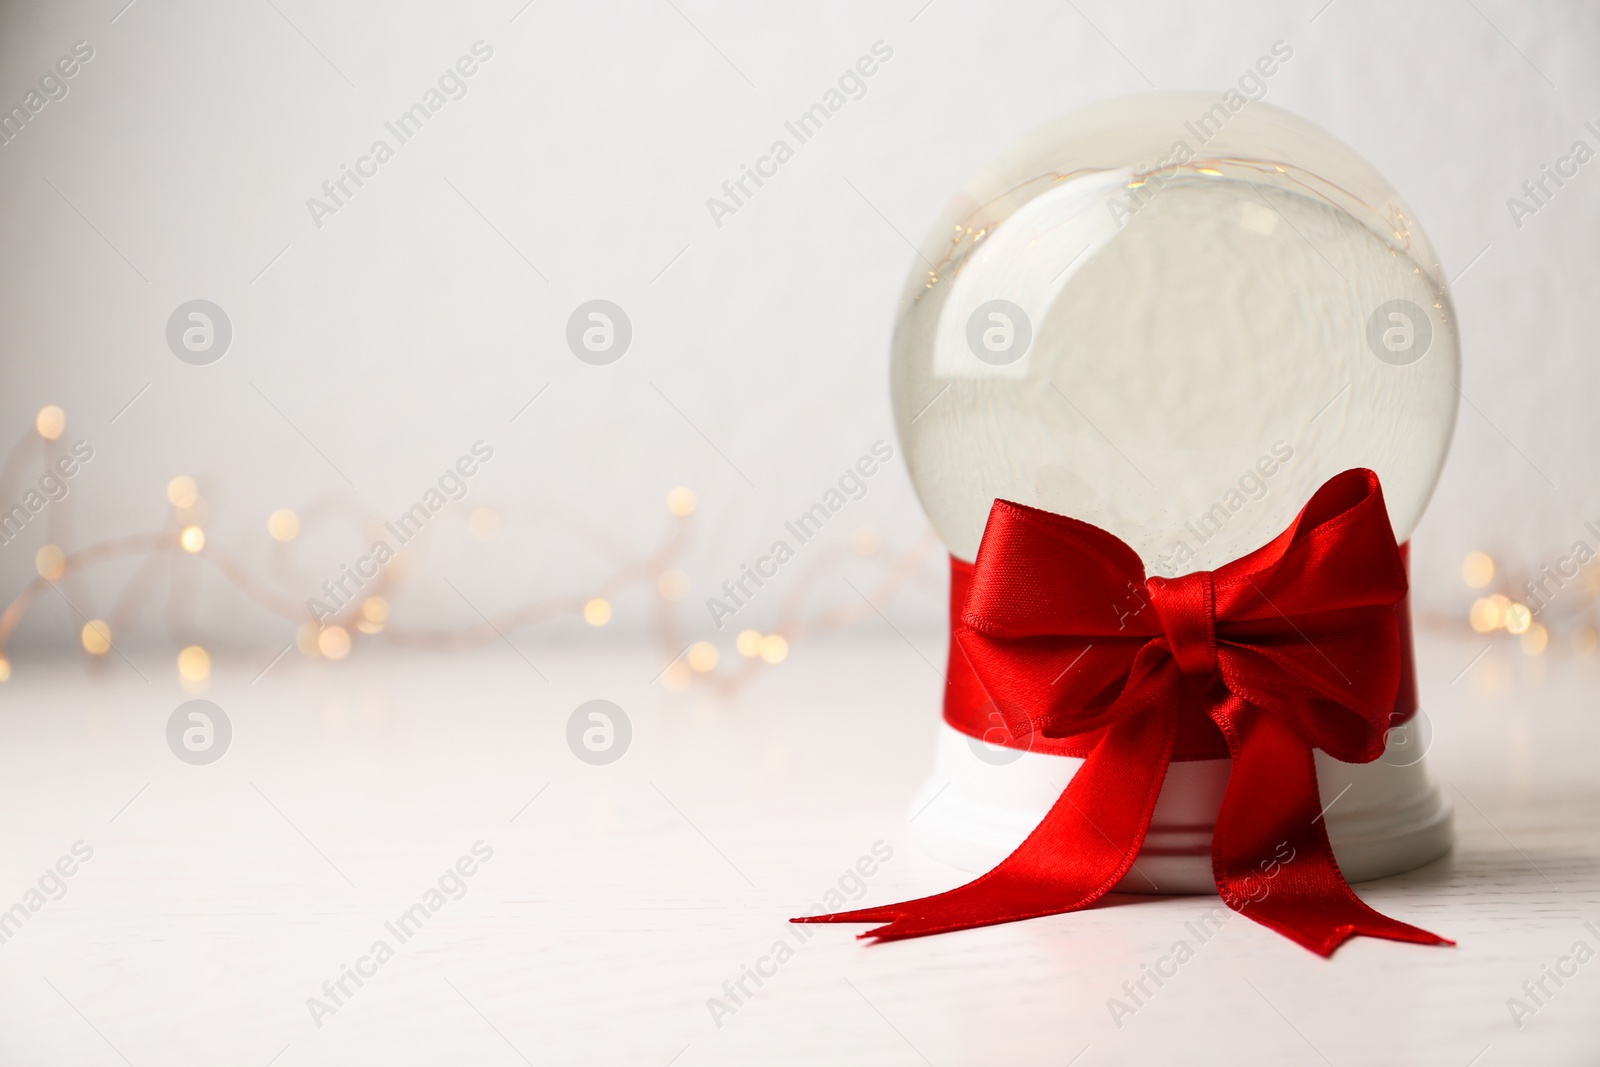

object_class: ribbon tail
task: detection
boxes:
[792,712,1177,941]
[1209,702,1453,957]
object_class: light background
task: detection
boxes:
[1,0,1595,651]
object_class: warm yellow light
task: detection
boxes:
[1504,602,1532,635]
[758,633,788,664]
[583,598,612,626]
[851,527,881,556]
[1470,595,1508,632]
[687,641,719,672]
[1197,167,1223,176]
[1461,551,1494,589]
[81,619,112,655]
[1575,626,1599,658]
[268,509,300,542]
[666,486,697,517]
[657,569,689,601]
[469,507,501,540]
[34,544,66,581]
[357,598,388,634]
[317,625,351,659]
[177,645,211,681]
[296,621,321,657]
[736,629,763,658]
[180,525,205,553]
[167,476,198,509]
[35,405,66,440]
[662,661,692,692]
[0,656,10,682]
[1520,623,1548,656]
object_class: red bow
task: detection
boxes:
[794,469,1451,956]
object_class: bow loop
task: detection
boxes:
[1212,468,1409,621]
[1216,607,1402,763]
[959,500,1153,640]
[954,500,1168,739]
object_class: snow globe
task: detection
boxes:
[891,93,1457,891]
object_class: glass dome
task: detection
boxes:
[891,93,1459,574]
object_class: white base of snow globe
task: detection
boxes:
[910,720,1453,893]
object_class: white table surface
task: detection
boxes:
[0,628,1596,1066]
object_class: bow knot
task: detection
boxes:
[795,469,1451,958]
[1147,570,1217,676]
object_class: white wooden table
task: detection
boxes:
[0,629,1595,1065]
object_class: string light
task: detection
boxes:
[35,405,65,440]
[758,634,788,664]
[178,645,210,689]
[1520,623,1549,656]
[666,487,697,517]
[1458,550,1600,657]
[0,445,940,692]
[687,641,718,672]
[469,507,501,540]
[1474,594,1511,633]
[1462,551,1494,589]
[34,545,66,581]
[33,442,1593,681]
[268,509,300,542]
[81,620,112,655]
[358,597,388,634]
[317,626,351,660]
[583,598,612,626]
[167,476,199,510]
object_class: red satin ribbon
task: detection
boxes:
[794,469,1451,956]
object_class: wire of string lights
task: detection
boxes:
[0,406,943,691]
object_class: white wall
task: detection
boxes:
[1,0,1595,650]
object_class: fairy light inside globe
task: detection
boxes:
[892,94,1459,573]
